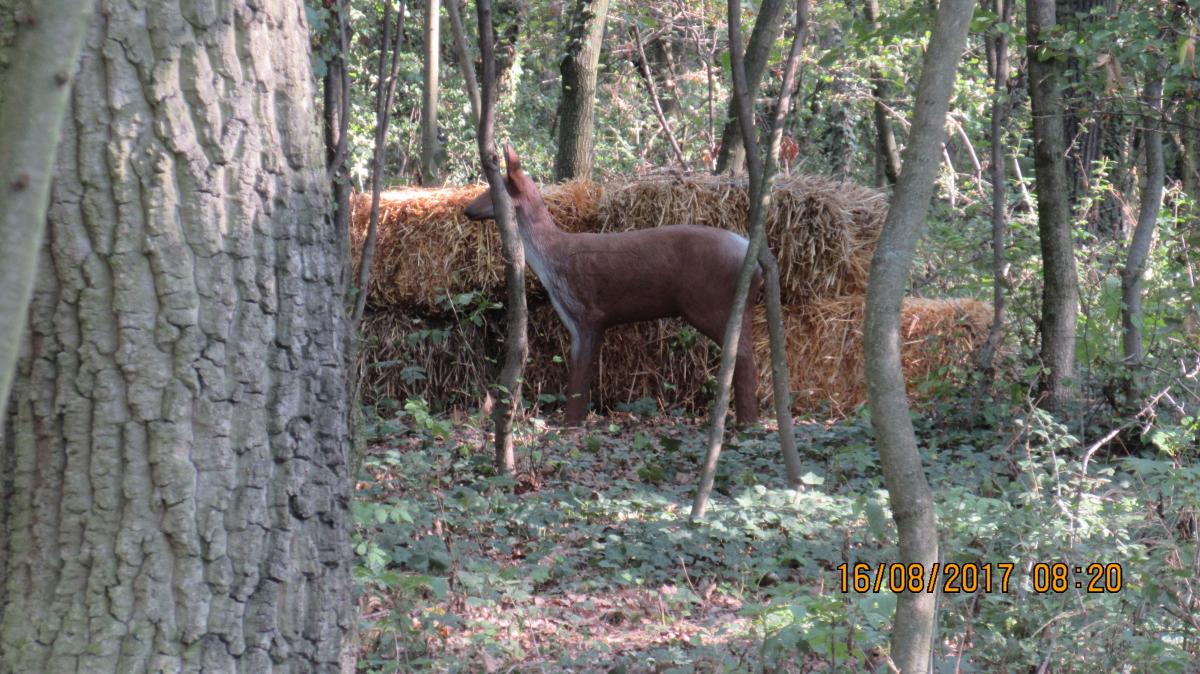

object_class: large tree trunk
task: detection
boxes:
[0,0,97,416]
[422,0,444,184]
[554,0,611,181]
[712,0,788,175]
[862,0,973,668]
[1027,0,1078,412]
[1,3,352,672]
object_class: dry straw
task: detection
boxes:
[349,180,601,310]
[350,173,885,311]
[351,172,988,417]
[358,297,993,417]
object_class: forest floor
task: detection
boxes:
[351,401,1199,673]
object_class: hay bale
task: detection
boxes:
[524,305,718,414]
[350,180,601,310]
[598,173,887,302]
[355,310,496,410]
[351,173,885,311]
[357,297,991,416]
[754,296,993,415]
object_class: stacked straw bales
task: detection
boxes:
[352,173,991,416]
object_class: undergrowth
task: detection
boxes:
[351,396,1199,673]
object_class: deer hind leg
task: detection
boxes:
[564,325,603,426]
[684,305,760,426]
[732,319,760,426]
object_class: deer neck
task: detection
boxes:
[513,199,583,333]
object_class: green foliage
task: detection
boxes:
[349,394,1200,671]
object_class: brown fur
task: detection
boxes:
[465,146,760,425]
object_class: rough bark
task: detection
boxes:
[713,0,788,175]
[1,3,352,671]
[422,0,443,184]
[0,0,97,421]
[1028,0,1079,412]
[554,0,610,180]
[977,0,1014,383]
[1121,75,1165,390]
[445,0,480,125]
[864,0,901,186]
[862,0,973,670]
[693,0,805,520]
[477,0,527,476]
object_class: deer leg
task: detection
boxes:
[684,305,759,426]
[733,315,760,426]
[564,326,602,426]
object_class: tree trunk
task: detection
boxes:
[1,3,352,671]
[477,0,528,476]
[864,0,901,186]
[422,0,443,184]
[445,0,480,125]
[1182,87,1200,205]
[977,0,1014,383]
[1055,0,1103,212]
[862,0,973,669]
[554,0,611,181]
[1027,0,1078,412]
[0,0,97,418]
[1121,74,1165,393]
[693,0,805,520]
[713,0,788,175]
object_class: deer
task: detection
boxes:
[464,145,760,427]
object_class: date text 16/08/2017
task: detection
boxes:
[836,562,1124,594]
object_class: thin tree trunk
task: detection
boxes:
[693,0,805,520]
[477,0,527,476]
[1182,86,1200,205]
[0,0,97,419]
[1121,74,1165,395]
[353,1,408,334]
[445,0,480,125]
[323,0,353,303]
[554,0,611,180]
[1028,0,1079,412]
[864,0,901,186]
[713,0,789,175]
[422,0,443,184]
[977,0,1014,384]
[633,26,688,169]
[2,2,352,670]
[863,0,973,669]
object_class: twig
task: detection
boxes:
[632,25,689,168]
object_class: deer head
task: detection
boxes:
[463,144,537,221]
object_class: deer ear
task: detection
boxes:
[503,143,523,177]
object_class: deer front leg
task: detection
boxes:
[563,326,603,426]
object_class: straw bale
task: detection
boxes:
[350,179,601,310]
[597,173,887,301]
[352,173,885,311]
[753,296,993,415]
[358,295,992,418]
[355,310,496,409]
